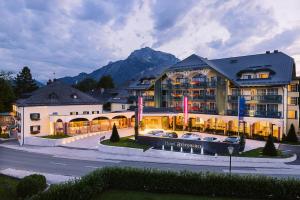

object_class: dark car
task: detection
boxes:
[224,136,240,144]
[163,132,178,138]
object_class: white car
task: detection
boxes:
[181,133,201,140]
[145,130,164,137]
[203,137,220,142]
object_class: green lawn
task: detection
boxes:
[101,137,150,150]
[240,147,292,158]
[0,174,19,200]
[41,134,70,139]
[95,189,251,200]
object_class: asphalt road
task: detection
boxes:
[1,146,300,179]
[279,143,300,164]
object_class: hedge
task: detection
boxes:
[17,174,47,199]
[30,167,300,200]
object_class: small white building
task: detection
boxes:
[15,81,135,145]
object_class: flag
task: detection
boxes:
[183,96,188,125]
[238,96,246,121]
[138,96,143,122]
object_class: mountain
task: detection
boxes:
[58,47,179,87]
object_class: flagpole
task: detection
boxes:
[237,95,240,136]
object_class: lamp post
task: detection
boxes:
[227,146,234,175]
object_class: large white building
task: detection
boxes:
[15,82,135,145]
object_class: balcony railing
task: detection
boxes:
[162,81,217,90]
[170,95,216,101]
[143,96,154,101]
[226,110,282,118]
[228,95,282,103]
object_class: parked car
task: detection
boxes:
[224,136,240,144]
[181,133,201,140]
[163,132,178,138]
[145,130,164,137]
[203,137,220,142]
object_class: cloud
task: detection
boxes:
[0,0,299,82]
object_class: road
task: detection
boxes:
[1,146,300,179]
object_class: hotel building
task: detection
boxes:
[139,50,299,140]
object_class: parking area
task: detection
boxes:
[140,129,273,152]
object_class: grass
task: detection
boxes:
[41,134,70,139]
[95,189,252,200]
[239,147,292,158]
[101,136,150,150]
[0,174,19,200]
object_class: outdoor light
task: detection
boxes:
[227,146,234,175]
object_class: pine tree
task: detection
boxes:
[262,135,277,156]
[15,66,38,98]
[0,78,15,112]
[97,75,115,89]
[286,124,298,143]
[75,78,97,92]
[110,123,120,142]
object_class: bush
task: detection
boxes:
[286,124,298,143]
[30,167,300,200]
[263,135,277,156]
[17,174,47,198]
[239,134,246,152]
[110,124,120,142]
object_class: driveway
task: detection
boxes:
[279,143,300,164]
[60,128,134,149]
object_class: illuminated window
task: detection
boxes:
[83,111,89,115]
[30,125,40,134]
[70,112,78,115]
[258,73,269,79]
[288,111,297,119]
[288,97,298,105]
[289,84,298,92]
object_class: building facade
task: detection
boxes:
[140,51,299,140]
[15,82,135,145]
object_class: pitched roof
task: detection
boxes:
[210,51,295,86]
[165,51,295,86]
[16,81,102,107]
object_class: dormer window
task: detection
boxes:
[49,92,58,100]
[241,74,253,79]
[71,93,78,99]
[257,73,269,79]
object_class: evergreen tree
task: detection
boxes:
[75,78,97,92]
[97,75,115,89]
[286,124,298,143]
[46,79,53,85]
[0,78,15,112]
[15,66,38,98]
[262,135,277,156]
[110,123,120,142]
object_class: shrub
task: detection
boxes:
[110,123,120,142]
[239,134,246,152]
[263,135,277,156]
[30,167,300,200]
[286,124,298,143]
[17,174,47,198]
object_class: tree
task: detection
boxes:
[110,123,120,142]
[97,75,115,89]
[0,78,15,112]
[239,134,246,152]
[286,124,298,143]
[14,66,38,98]
[0,70,13,80]
[262,135,277,156]
[75,78,97,92]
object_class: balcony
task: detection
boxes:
[228,95,282,103]
[190,109,217,115]
[191,95,215,101]
[143,96,154,101]
[226,110,282,118]
[162,81,217,90]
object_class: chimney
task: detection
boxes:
[266,51,270,54]
[274,50,279,53]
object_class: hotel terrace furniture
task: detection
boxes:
[135,50,299,141]
[15,81,135,145]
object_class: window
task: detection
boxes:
[242,74,252,79]
[267,88,278,95]
[30,125,40,134]
[288,111,297,119]
[52,112,58,115]
[231,88,240,96]
[30,113,40,121]
[92,111,99,114]
[71,93,78,99]
[209,103,215,110]
[267,104,278,112]
[257,104,266,112]
[70,112,78,115]
[122,105,125,109]
[288,97,298,105]
[258,73,269,79]
[289,84,298,92]
[83,111,89,115]
[257,89,266,95]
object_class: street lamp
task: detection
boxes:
[227,146,234,175]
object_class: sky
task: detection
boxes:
[0,0,300,82]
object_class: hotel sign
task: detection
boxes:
[164,141,201,150]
